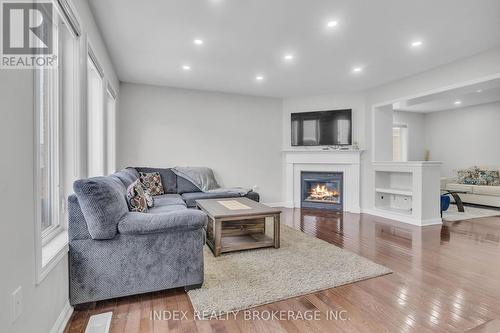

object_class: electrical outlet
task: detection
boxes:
[11,286,22,323]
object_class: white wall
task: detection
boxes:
[0,70,70,333]
[393,111,426,161]
[424,102,500,176]
[118,83,283,204]
[0,0,118,332]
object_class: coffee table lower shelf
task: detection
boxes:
[196,197,282,257]
[207,233,275,254]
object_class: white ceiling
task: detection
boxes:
[393,78,500,112]
[88,0,500,98]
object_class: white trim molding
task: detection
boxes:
[49,301,73,333]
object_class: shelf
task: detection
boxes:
[375,187,413,196]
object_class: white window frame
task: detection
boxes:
[87,43,105,177]
[35,65,63,246]
[106,85,117,175]
[34,0,81,284]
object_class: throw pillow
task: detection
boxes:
[139,172,165,196]
[144,189,154,208]
[127,180,149,212]
[457,166,480,185]
[478,169,500,186]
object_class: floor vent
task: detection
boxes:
[84,312,112,333]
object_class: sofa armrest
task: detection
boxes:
[118,209,207,235]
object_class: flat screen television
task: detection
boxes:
[291,109,352,146]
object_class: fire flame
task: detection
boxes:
[309,184,339,200]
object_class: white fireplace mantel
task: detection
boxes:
[283,149,363,213]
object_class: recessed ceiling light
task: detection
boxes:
[283,54,294,61]
[193,39,203,45]
[327,20,338,28]
[255,75,264,81]
[476,89,483,93]
[411,40,423,48]
[182,65,191,71]
[352,66,363,73]
[454,100,462,105]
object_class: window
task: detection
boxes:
[393,124,408,162]
[106,86,117,175]
[87,48,105,177]
[35,1,81,282]
[36,17,63,243]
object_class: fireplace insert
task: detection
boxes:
[301,171,343,210]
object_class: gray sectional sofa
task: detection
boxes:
[69,167,259,305]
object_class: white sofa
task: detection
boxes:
[442,173,500,208]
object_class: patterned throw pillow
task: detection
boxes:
[144,189,154,208]
[139,172,165,196]
[126,180,149,212]
[457,166,480,185]
[478,169,500,186]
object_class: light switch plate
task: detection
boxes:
[11,286,22,323]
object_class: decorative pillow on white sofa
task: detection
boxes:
[457,166,480,185]
[478,170,500,186]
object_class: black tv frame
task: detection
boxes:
[291,109,352,146]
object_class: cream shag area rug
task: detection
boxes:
[443,204,500,222]
[188,225,391,316]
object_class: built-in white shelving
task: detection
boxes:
[375,187,413,196]
[371,161,442,226]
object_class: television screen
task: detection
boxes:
[291,109,352,146]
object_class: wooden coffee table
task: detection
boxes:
[196,197,281,257]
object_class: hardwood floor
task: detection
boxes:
[65,208,500,333]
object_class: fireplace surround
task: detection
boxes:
[301,171,343,210]
[283,149,362,213]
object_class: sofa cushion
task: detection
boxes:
[126,180,150,212]
[112,168,139,188]
[147,205,188,214]
[177,176,202,194]
[446,183,474,193]
[118,210,207,235]
[153,194,186,207]
[134,167,177,194]
[139,172,165,196]
[73,176,129,239]
[181,191,242,208]
[473,185,500,196]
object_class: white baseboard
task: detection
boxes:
[419,218,443,226]
[49,300,73,333]
[362,208,442,226]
